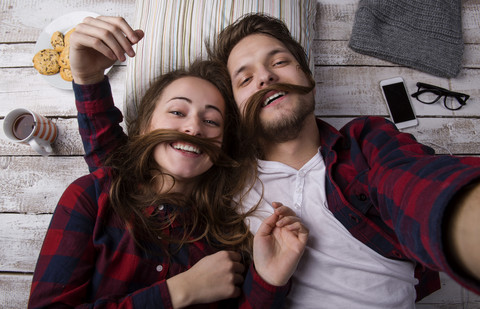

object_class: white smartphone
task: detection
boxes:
[379,77,418,129]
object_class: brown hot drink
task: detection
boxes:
[13,113,35,140]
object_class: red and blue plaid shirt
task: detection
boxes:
[28,80,290,308]
[71,77,480,300]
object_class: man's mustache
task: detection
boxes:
[242,77,316,139]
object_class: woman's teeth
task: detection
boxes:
[172,143,201,154]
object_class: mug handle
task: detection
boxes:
[29,139,52,156]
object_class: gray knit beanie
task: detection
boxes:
[348,0,464,78]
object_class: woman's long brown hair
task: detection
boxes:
[107,60,257,258]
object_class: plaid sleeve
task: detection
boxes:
[28,171,174,309]
[352,116,480,294]
[238,263,290,308]
[73,77,127,173]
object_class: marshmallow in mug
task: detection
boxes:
[3,108,58,156]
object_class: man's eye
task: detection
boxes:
[240,77,252,86]
[273,60,287,66]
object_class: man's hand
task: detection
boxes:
[69,16,144,84]
[253,202,309,286]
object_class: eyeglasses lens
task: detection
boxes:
[415,91,441,104]
[444,96,463,110]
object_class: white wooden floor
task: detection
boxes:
[1,0,480,307]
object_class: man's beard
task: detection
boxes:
[242,79,316,145]
[259,90,314,143]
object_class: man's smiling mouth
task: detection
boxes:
[263,91,286,107]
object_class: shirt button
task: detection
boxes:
[156,265,163,272]
[158,204,165,211]
[357,194,368,201]
[349,214,360,223]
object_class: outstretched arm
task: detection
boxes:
[253,202,309,286]
[445,181,480,281]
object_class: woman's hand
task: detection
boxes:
[69,16,144,84]
[166,251,245,308]
[253,202,309,286]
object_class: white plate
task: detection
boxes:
[34,11,112,90]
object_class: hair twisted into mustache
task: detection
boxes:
[127,129,239,170]
[242,76,316,147]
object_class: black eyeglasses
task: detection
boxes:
[411,82,470,110]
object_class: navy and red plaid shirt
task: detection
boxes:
[72,77,480,300]
[28,81,290,308]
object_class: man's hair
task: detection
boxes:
[209,13,312,77]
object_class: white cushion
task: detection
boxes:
[124,0,317,122]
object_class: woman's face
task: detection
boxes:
[147,76,226,184]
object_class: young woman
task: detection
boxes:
[28,17,308,308]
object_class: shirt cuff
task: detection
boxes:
[249,263,291,293]
[73,76,114,114]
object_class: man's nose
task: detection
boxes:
[258,68,278,88]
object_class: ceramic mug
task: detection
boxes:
[3,108,58,156]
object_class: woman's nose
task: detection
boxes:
[182,117,202,136]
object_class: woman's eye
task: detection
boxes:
[204,119,220,126]
[170,111,184,116]
[273,60,287,66]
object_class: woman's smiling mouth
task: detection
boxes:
[171,142,202,155]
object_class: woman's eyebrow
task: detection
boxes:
[167,97,224,118]
[205,105,224,119]
[168,96,191,103]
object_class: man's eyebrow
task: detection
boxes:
[232,48,288,80]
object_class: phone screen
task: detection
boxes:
[381,82,416,123]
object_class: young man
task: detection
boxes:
[70,14,480,308]
[209,13,480,307]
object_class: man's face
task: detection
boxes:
[227,34,315,141]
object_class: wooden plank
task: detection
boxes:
[0,274,32,309]
[315,0,480,43]
[0,43,128,69]
[0,43,36,68]
[0,66,126,117]
[315,67,480,117]
[0,118,86,156]
[0,0,135,43]
[313,40,480,69]
[0,157,89,213]
[0,213,51,272]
